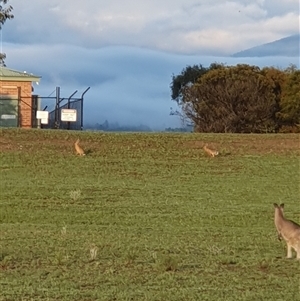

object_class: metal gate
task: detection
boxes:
[39,87,90,130]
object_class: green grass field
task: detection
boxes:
[0,129,299,301]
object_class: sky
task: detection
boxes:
[1,0,300,130]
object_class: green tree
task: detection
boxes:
[261,66,286,128]
[179,64,278,133]
[278,69,300,131]
[170,63,225,124]
[261,66,286,101]
[0,0,14,66]
[170,64,208,104]
[0,0,13,28]
[170,63,225,103]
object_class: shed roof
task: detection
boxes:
[0,67,41,82]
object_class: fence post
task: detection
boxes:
[17,86,21,127]
[80,87,90,131]
[55,87,60,129]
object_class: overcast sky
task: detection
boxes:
[2,0,300,129]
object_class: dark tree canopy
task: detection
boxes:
[278,69,300,127]
[170,63,300,133]
[170,63,225,105]
[170,64,208,104]
[0,0,13,29]
[190,65,277,133]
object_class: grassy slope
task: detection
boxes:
[0,129,299,301]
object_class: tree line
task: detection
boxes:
[170,63,300,133]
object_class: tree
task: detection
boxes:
[178,64,278,133]
[278,69,300,131]
[0,0,13,28]
[261,66,286,128]
[0,0,14,66]
[170,63,225,125]
[170,64,208,104]
[170,63,225,104]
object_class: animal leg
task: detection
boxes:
[286,244,293,258]
[295,245,300,260]
[277,233,282,241]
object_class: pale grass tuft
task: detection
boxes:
[90,244,98,261]
[125,248,138,264]
[207,245,225,255]
[61,225,67,236]
[70,189,81,201]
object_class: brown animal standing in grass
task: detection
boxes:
[273,203,300,259]
[74,139,85,156]
[203,144,219,157]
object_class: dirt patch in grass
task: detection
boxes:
[0,138,73,154]
[0,129,299,156]
[185,135,299,155]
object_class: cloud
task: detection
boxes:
[4,0,299,55]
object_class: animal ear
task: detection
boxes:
[280,203,284,208]
[273,203,278,207]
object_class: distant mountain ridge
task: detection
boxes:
[232,34,300,57]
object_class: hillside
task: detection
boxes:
[232,34,300,57]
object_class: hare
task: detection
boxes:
[74,139,85,156]
[203,144,219,157]
[273,203,300,259]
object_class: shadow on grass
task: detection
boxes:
[85,149,93,155]
[219,151,232,156]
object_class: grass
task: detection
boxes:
[0,128,299,300]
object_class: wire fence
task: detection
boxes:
[44,98,83,130]
[0,87,90,130]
